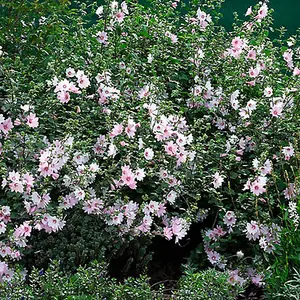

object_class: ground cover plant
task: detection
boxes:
[0,0,299,298]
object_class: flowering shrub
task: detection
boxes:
[0,0,299,294]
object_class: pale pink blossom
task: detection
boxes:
[256,3,268,19]
[115,11,125,23]
[282,145,294,160]
[167,190,177,205]
[54,79,71,92]
[293,67,300,76]
[144,148,154,160]
[284,183,297,200]
[264,87,273,97]
[247,49,256,60]
[110,123,123,138]
[96,31,108,44]
[66,67,76,77]
[138,85,150,98]
[270,102,283,117]
[26,113,39,128]
[224,211,236,228]
[245,6,252,16]
[163,227,173,240]
[212,172,224,189]
[77,74,90,89]
[231,37,244,50]
[249,67,260,78]
[246,221,261,241]
[57,91,70,103]
[250,176,267,196]
[0,118,14,135]
[135,168,145,181]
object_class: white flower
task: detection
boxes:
[107,143,117,157]
[167,190,177,204]
[147,54,154,63]
[264,87,273,97]
[96,6,103,16]
[144,148,154,160]
[135,168,146,181]
[236,251,244,259]
[212,172,224,188]
[74,188,85,200]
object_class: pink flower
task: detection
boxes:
[260,159,272,175]
[137,215,152,233]
[283,50,294,69]
[250,176,267,196]
[96,31,108,44]
[110,123,123,138]
[282,145,294,160]
[171,217,188,243]
[247,49,256,60]
[125,118,139,138]
[165,31,178,43]
[83,200,94,214]
[17,221,32,238]
[256,3,268,19]
[215,118,226,130]
[246,80,256,86]
[121,1,128,13]
[120,165,137,189]
[115,11,125,23]
[245,6,252,16]
[26,113,39,128]
[57,91,70,103]
[112,212,124,225]
[48,216,63,231]
[0,118,14,134]
[270,102,283,117]
[207,250,221,265]
[246,221,261,241]
[77,74,90,89]
[165,141,178,156]
[231,37,244,50]
[249,67,260,78]
[251,274,264,287]
[156,203,166,217]
[293,67,300,76]
[213,225,226,237]
[9,181,24,193]
[246,99,257,112]
[54,79,71,92]
[224,211,236,227]
[163,227,173,240]
[74,188,85,200]
[69,83,81,94]
[0,261,8,275]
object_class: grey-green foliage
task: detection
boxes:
[0,260,165,300]
[270,269,300,300]
[173,268,243,300]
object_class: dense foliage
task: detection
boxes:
[0,0,299,298]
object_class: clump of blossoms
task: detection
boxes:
[0,0,299,284]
